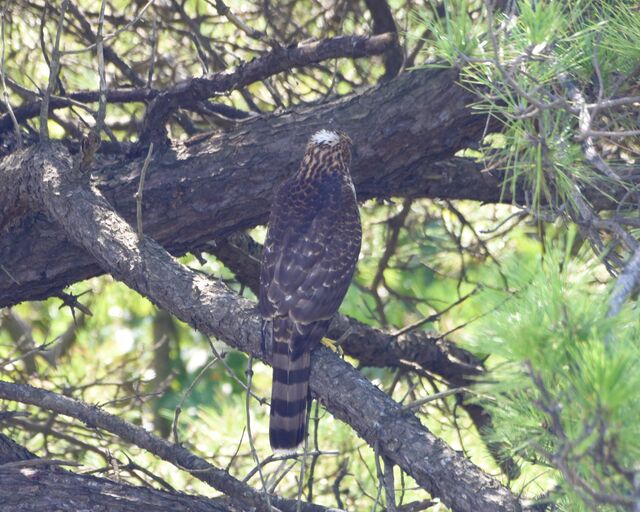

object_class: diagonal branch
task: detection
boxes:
[0,33,395,137]
[136,33,396,146]
[0,433,235,512]
[0,67,501,307]
[21,142,522,512]
[0,384,329,512]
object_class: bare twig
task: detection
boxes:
[390,288,478,338]
[78,0,107,173]
[0,7,21,148]
[0,338,58,370]
[0,458,81,469]
[206,338,266,403]
[147,16,159,88]
[63,0,157,56]
[207,0,264,40]
[582,129,640,138]
[383,456,397,512]
[333,459,349,509]
[171,355,219,445]
[401,386,469,412]
[244,356,272,509]
[608,246,640,320]
[0,411,29,421]
[39,0,69,141]
[0,264,19,285]
[242,449,339,484]
[296,405,312,512]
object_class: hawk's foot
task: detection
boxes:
[320,337,343,356]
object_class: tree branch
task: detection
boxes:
[136,32,396,146]
[0,433,232,511]
[364,0,404,80]
[0,466,234,512]
[0,67,499,307]
[0,385,328,512]
[3,65,636,308]
[15,141,522,511]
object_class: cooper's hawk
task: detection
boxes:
[259,129,362,451]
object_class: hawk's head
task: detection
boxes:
[309,129,352,147]
[307,129,353,167]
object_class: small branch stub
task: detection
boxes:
[136,143,154,237]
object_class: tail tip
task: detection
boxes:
[271,445,302,456]
[269,427,305,453]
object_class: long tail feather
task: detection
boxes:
[269,320,310,451]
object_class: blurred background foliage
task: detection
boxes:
[1,0,639,510]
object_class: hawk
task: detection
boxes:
[259,129,362,451]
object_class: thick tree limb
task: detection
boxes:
[0,467,232,512]
[0,67,499,307]
[2,65,635,308]
[0,436,232,512]
[14,141,521,511]
[0,433,232,511]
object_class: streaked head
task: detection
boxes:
[309,129,352,147]
[307,129,353,167]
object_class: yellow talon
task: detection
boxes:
[320,337,343,356]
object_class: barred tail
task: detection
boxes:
[269,336,310,451]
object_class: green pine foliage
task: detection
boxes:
[465,234,640,509]
[416,0,640,211]
[414,1,640,507]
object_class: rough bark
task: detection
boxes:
[0,433,232,512]
[1,66,633,309]
[3,142,522,512]
[0,67,498,308]
[0,469,232,512]
[0,387,329,512]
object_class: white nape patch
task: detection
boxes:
[310,129,340,146]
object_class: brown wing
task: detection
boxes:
[259,170,360,450]
[260,172,361,342]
